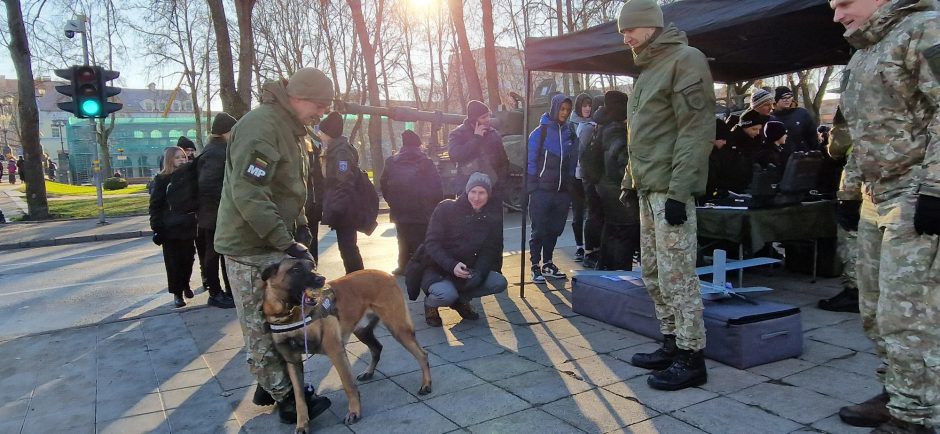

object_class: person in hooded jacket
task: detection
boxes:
[150,146,198,309]
[568,93,595,262]
[419,172,507,327]
[526,93,577,283]
[448,100,510,202]
[757,121,789,169]
[717,109,769,195]
[195,112,237,309]
[320,111,365,274]
[380,130,444,275]
[596,90,640,271]
[770,86,820,160]
[579,95,606,268]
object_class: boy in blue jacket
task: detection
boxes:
[527,94,577,282]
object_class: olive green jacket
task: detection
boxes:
[621,25,715,202]
[214,80,310,256]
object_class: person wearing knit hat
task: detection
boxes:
[617,0,714,392]
[317,111,344,141]
[196,112,238,310]
[414,171,507,327]
[212,65,337,422]
[763,121,788,146]
[750,89,774,116]
[756,121,788,169]
[177,136,197,161]
[773,86,794,110]
[447,99,509,199]
[769,85,820,160]
[735,109,770,137]
[380,129,443,276]
[319,110,365,275]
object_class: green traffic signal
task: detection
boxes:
[80,99,102,117]
[53,65,122,119]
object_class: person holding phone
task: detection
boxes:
[447,100,510,205]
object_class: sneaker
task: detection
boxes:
[541,263,567,279]
[574,247,585,262]
[531,265,546,283]
[583,251,600,269]
[207,293,236,309]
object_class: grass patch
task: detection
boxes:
[17,180,148,197]
[45,196,150,219]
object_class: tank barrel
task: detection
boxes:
[336,101,465,125]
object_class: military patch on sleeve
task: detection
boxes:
[338,160,349,173]
[679,82,706,111]
[925,44,940,80]
[243,151,273,185]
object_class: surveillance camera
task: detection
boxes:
[63,19,84,39]
[65,30,75,39]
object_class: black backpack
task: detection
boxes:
[166,157,199,213]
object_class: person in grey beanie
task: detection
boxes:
[415,172,507,327]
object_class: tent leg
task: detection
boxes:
[520,70,531,299]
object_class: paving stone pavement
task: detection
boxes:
[1,255,932,434]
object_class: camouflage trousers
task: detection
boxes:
[226,251,293,402]
[638,192,705,351]
[857,194,940,425]
[837,226,858,290]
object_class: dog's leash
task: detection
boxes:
[299,284,336,394]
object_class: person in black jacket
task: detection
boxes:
[150,146,198,308]
[771,86,820,159]
[380,130,444,275]
[196,113,237,309]
[420,172,507,327]
[319,111,364,274]
[596,91,640,271]
[16,156,24,183]
[304,128,325,262]
[447,100,510,201]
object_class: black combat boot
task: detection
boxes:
[631,335,678,370]
[252,385,276,406]
[871,417,935,434]
[277,387,333,424]
[647,348,707,391]
[818,287,860,313]
[838,389,890,427]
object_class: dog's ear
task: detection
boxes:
[260,263,280,282]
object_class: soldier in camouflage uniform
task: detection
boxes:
[214,68,333,424]
[831,0,940,432]
[819,108,862,313]
[617,0,715,391]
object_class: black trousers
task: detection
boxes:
[335,226,364,274]
[162,238,196,295]
[194,229,208,287]
[598,223,640,271]
[583,183,604,251]
[569,179,585,247]
[198,227,230,295]
[395,223,428,270]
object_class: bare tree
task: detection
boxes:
[4,0,49,219]
[347,0,385,179]
[481,0,500,108]
[447,0,483,102]
[207,0,255,118]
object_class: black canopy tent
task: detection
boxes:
[515,0,851,296]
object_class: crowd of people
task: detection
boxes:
[139,0,939,431]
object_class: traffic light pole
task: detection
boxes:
[78,15,105,224]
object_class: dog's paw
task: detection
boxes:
[294,425,308,434]
[418,384,432,395]
[356,371,374,381]
[344,411,361,425]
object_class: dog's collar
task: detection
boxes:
[268,284,337,334]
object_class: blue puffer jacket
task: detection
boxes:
[527,93,577,192]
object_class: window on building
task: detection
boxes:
[187,129,196,138]
[134,130,144,139]
[172,102,181,112]
[150,130,163,139]
[168,129,182,139]
[51,127,61,138]
[142,99,155,112]
[183,102,193,112]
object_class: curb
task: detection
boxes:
[0,230,153,251]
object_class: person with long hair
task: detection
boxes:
[149,146,197,307]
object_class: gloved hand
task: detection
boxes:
[619,189,635,207]
[914,194,940,236]
[664,198,687,226]
[296,225,313,247]
[836,200,862,232]
[152,233,163,246]
[284,242,316,263]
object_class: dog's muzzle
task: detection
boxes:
[269,284,338,334]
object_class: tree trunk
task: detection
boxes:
[347,0,385,180]
[481,0,500,108]
[207,0,253,118]
[811,66,835,122]
[5,0,49,219]
[447,0,483,102]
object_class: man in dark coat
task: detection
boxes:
[596,90,640,271]
[419,172,507,327]
[447,100,510,200]
[196,112,237,309]
[771,86,820,159]
[380,130,444,275]
[320,111,364,274]
[304,128,325,262]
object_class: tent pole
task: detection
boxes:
[520,70,531,298]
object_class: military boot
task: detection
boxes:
[277,387,332,424]
[631,335,678,370]
[838,389,890,427]
[818,287,860,313]
[425,305,442,327]
[871,417,935,434]
[452,299,480,320]
[647,349,707,391]
[252,385,276,406]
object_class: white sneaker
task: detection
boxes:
[541,263,567,279]
[531,265,546,283]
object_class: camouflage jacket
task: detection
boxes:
[838,0,940,201]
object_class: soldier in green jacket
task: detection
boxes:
[214,67,333,424]
[830,1,940,433]
[616,0,715,391]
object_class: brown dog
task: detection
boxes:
[258,259,432,433]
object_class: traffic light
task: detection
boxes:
[53,65,122,119]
